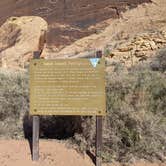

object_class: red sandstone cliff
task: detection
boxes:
[0,0,151,47]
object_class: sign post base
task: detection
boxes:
[32,116,39,161]
[96,116,102,166]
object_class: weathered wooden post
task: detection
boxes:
[32,29,46,161]
[32,51,40,161]
[96,116,102,166]
[32,115,40,161]
[95,50,103,166]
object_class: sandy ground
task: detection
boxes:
[0,139,94,166]
[0,140,165,166]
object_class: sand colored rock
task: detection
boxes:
[47,0,166,68]
[0,16,48,68]
[0,0,150,48]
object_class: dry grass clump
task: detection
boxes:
[0,69,29,138]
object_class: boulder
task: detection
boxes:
[0,16,48,68]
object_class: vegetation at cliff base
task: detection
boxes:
[0,49,165,163]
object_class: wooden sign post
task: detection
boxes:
[32,115,39,161]
[30,51,106,165]
[96,116,102,166]
[95,51,103,166]
[32,51,40,161]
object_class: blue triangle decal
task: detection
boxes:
[90,58,100,67]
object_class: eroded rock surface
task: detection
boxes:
[47,0,166,70]
[0,0,151,48]
[0,16,48,68]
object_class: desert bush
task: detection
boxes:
[72,63,166,162]
[151,48,166,72]
[75,66,166,163]
[103,69,166,162]
[0,69,29,138]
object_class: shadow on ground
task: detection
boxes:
[23,113,83,157]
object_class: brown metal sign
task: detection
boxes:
[30,59,106,116]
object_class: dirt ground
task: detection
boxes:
[0,139,93,166]
[0,140,165,166]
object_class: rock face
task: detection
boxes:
[0,0,151,25]
[0,0,151,47]
[47,0,166,70]
[0,16,48,68]
[108,31,166,68]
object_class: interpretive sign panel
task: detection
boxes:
[30,59,106,116]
